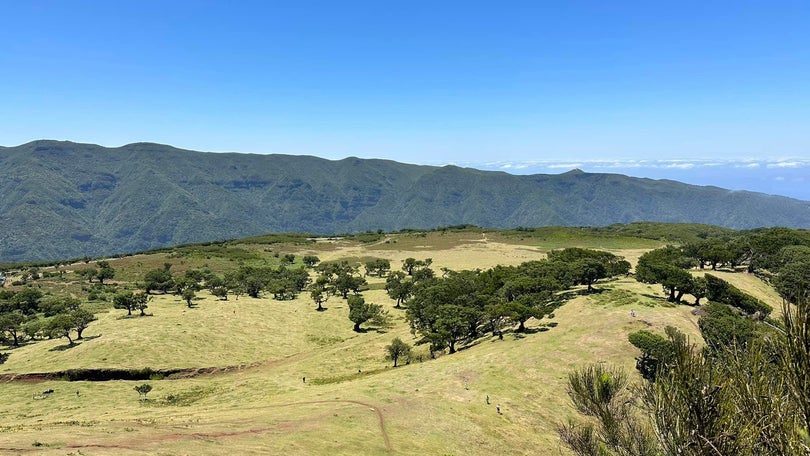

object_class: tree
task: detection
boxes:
[134,383,152,400]
[628,327,676,381]
[173,275,201,296]
[0,311,26,346]
[95,261,115,284]
[501,295,547,332]
[334,270,367,299]
[774,259,810,304]
[698,301,757,350]
[47,314,75,345]
[547,248,631,287]
[21,318,45,341]
[433,304,475,353]
[574,259,607,292]
[133,292,150,316]
[113,291,149,316]
[686,276,708,306]
[385,271,413,308]
[211,285,229,300]
[402,257,432,276]
[11,288,43,314]
[485,302,510,340]
[76,268,97,283]
[347,295,385,332]
[402,258,418,276]
[365,258,391,277]
[705,274,772,317]
[385,337,411,367]
[70,308,96,339]
[182,288,196,308]
[635,252,694,302]
[143,267,174,294]
[39,296,81,317]
[302,255,320,268]
[310,285,329,311]
[207,275,229,300]
[230,267,262,298]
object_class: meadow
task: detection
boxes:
[0,230,783,455]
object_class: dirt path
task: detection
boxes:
[276,400,392,453]
[1,399,393,454]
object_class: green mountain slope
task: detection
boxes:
[2,140,809,262]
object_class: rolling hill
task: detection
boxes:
[2,140,809,262]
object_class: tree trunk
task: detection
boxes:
[498,331,503,340]
[675,290,684,302]
[668,288,676,302]
[518,320,526,332]
[66,334,74,345]
[448,341,456,354]
[353,322,361,332]
[77,328,84,339]
[127,307,132,316]
[392,357,398,368]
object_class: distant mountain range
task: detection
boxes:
[2,140,810,262]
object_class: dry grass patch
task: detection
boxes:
[0,235,785,455]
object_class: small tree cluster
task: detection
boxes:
[1,290,96,347]
[312,261,367,300]
[226,265,310,300]
[113,291,150,316]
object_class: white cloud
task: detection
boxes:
[767,161,804,169]
[664,163,696,169]
[466,157,810,174]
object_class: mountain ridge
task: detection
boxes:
[2,140,809,262]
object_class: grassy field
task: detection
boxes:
[0,231,779,455]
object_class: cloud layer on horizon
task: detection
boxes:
[450,158,810,172]
[430,158,810,202]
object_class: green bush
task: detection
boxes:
[705,274,772,317]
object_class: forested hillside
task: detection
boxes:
[2,140,810,262]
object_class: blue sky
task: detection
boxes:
[1,1,809,197]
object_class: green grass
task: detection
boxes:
[0,231,785,455]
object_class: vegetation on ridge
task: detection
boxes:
[2,140,810,262]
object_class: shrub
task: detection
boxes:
[705,274,772,317]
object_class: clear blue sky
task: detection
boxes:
[1,1,809,168]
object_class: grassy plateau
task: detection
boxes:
[0,229,782,455]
